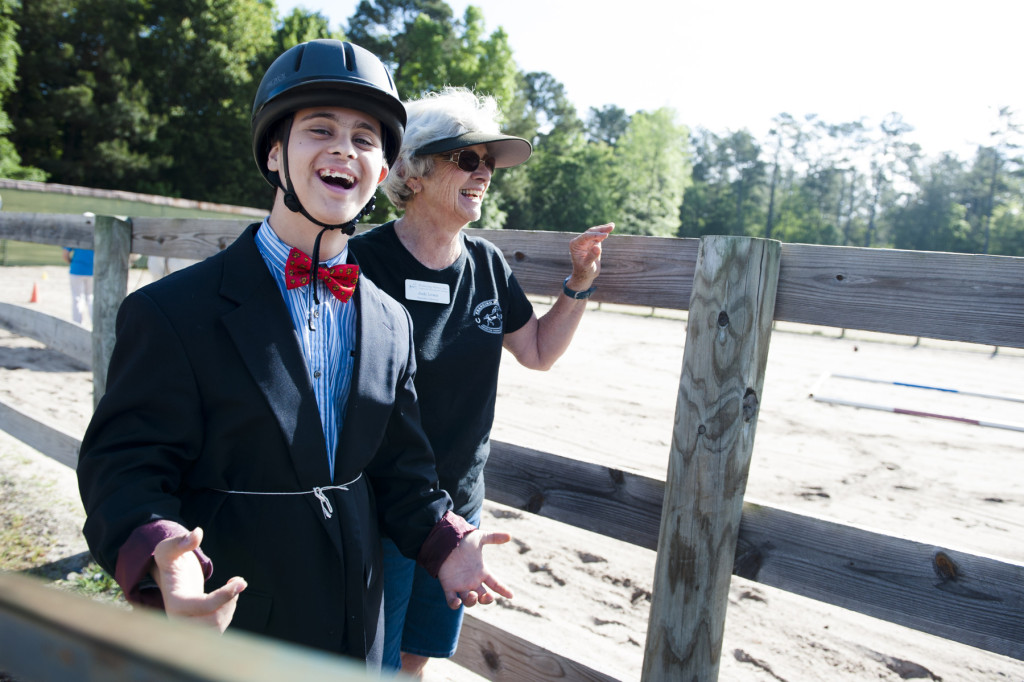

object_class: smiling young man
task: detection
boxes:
[76,40,512,671]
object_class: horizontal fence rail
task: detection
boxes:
[483,443,1024,660]
[3,213,1021,348]
[0,572,375,682]
[0,301,91,367]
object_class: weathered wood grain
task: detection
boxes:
[454,615,619,681]
[486,440,664,550]
[0,303,91,368]
[641,236,781,680]
[0,399,81,469]
[0,572,374,681]
[466,228,700,310]
[3,213,1021,348]
[0,212,96,249]
[486,441,1024,661]
[776,243,1024,348]
[736,503,1024,660]
[92,216,131,407]
[129,216,252,258]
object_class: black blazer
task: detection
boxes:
[78,224,450,663]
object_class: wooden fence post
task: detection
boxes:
[91,214,132,409]
[641,235,780,681]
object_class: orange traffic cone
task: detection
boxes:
[29,282,39,303]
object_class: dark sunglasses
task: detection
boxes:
[440,149,497,173]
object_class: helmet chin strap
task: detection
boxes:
[276,116,376,325]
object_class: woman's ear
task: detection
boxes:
[378,165,389,184]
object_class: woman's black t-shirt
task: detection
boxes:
[350,221,534,518]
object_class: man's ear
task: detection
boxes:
[267,141,281,173]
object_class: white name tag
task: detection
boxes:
[405,279,450,304]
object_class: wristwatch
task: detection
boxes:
[562,276,596,300]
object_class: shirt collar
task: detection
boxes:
[256,219,350,271]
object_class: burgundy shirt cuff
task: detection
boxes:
[417,510,476,578]
[114,520,213,608]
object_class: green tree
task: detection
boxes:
[346,1,516,105]
[680,128,765,238]
[0,0,44,179]
[965,107,1023,253]
[274,7,342,54]
[613,108,690,236]
[503,71,582,145]
[346,0,522,226]
[586,105,629,146]
[863,113,919,247]
[512,133,619,232]
[988,199,1024,256]
[9,0,166,188]
[498,70,587,230]
[763,113,812,238]
[889,154,972,253]
[345,0,452,81]
[817,120,870,246]
[138,0,276,206]
[9,0,275,205]
[771,179,842,245]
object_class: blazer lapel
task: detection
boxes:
[336,266,394,476]
[218,226,332,491]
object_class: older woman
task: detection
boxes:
[350,86,613,676]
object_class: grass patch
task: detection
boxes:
[0,513,49,570]
[53,561,123,602]
[0,240,65,266]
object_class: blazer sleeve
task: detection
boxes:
[77,290,205,576]
[362,299,453,560]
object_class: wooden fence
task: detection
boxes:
[1,211,1022,681]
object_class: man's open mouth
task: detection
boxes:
[320,169,356,189]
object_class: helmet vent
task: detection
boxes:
[292,43,307,71]
[342,42,355,72]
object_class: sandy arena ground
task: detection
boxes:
[1,264,1022,681]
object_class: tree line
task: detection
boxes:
[1,0,1022,255]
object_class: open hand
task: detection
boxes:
[151,526,247,633]
[567,223,614,290]
[437,530,514,609]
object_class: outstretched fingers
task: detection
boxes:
[185,577,247,632]
[478,530,512,546]
[569,223,614,273]
[439,529,515,609]
[152,526,247,633]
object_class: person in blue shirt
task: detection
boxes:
[62,247,94,326]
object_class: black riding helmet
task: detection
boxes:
[251,40,406,237]
[252,39,406,182]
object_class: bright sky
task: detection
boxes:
[276,0,1024,160]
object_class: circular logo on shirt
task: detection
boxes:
[473,299,503,334]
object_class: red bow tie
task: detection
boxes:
[285,248,359,303]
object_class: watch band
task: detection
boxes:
[562,276,596,300]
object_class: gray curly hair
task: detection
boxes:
[382,86,504,210]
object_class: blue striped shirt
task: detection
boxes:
[255,220,356,481]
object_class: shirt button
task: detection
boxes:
[313,309,320,318]
[313,370,321,379]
